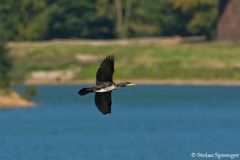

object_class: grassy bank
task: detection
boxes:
[8,40,240,83]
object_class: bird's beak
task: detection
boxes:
[127,83,136,86]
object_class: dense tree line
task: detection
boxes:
[0,41,12,88]
[0,17,12,88]
[0,0,218,41]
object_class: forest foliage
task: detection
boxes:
[0,0,218,41]
[0,41,13,88]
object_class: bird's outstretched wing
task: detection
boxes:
[95,92,112,115]
[96,55,114,84]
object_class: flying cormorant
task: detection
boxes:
[78,55,135,115]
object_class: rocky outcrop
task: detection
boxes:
[0,92,35,108]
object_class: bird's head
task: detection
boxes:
[117,82,136,87]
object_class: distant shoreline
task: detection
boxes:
[9,40,240,85]
[24,79,240,86]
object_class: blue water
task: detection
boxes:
[1,85,240,160]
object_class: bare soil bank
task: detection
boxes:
[0,91,35,108]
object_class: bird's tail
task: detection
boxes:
[78,88,94,96]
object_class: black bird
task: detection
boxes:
[78,55,135,115]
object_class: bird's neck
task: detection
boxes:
[116,82,128,88]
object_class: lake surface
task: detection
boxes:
[1,85,240,160]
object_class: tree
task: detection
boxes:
[0,42,13,88]
[171,0,218,39]
[126,0,181,37]
[114,0,123,38]
[114,0,132,38]
[0,0,115,40]
[0,0,49,40]
[46,0,114,39]
[0,15,12,88]
[0,0,219,40]
[18,0,51,40]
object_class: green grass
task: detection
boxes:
[8,41,240,82]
